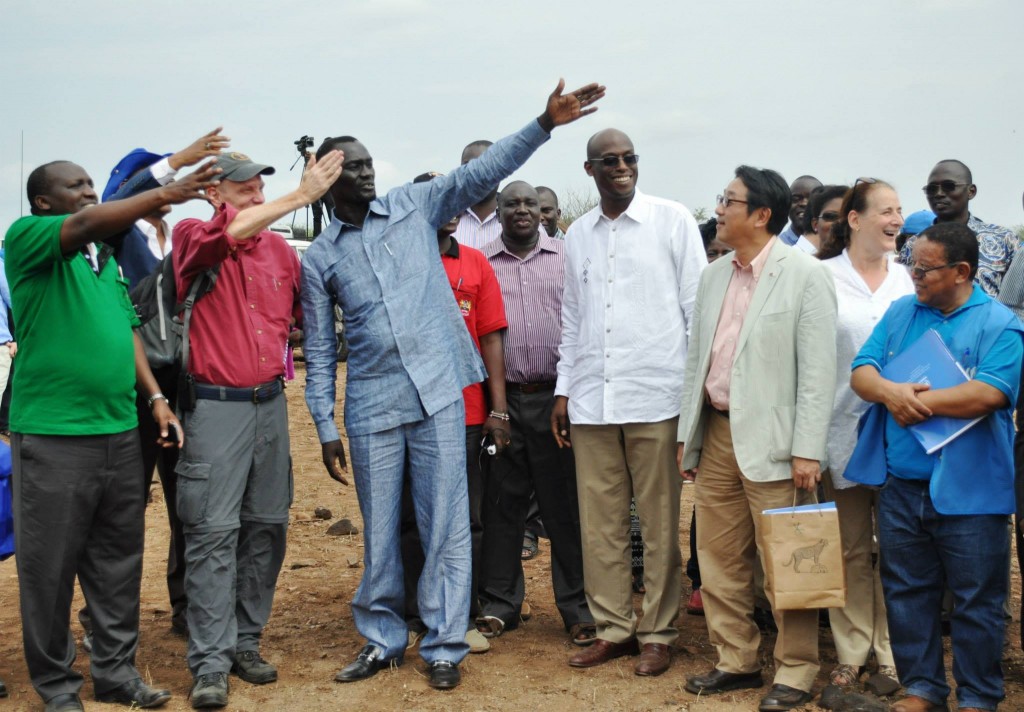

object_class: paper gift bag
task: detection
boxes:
[759,501,845,610]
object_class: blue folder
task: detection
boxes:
[880,328,981,454]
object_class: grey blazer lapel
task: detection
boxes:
[734,241,789,359]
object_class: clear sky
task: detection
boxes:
[1,0,1022,233]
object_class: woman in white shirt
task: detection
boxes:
[818,179,913,688]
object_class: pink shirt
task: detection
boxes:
[705,236,777,409]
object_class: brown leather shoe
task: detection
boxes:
[634,643,671,676]
[685,588,704,615]
[891,695,947,712]
[567,638,639,668]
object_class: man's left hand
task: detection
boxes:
[153,400,184,449]
[537,79,606,132]
[791,456,820,492]
[483,417,511,456]
[6,342,15,358]
[170,127,232,170]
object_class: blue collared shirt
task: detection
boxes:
[853,285,1023,480]
[302,119,549,441]
[777,224,800,246]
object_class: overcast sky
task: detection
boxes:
[2,0,1022,234]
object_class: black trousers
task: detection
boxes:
[13,430,145,702]
[478,388,591,630]
[137,366,187,628]
[401,424,483,627]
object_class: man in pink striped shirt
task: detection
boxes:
[478,181,594,646]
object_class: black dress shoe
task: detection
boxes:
[427,661,460,690]
[758,683,813,711]
[685,668,764,695]
[334,644,402,683]
[96,677,172,708]
[0,675,7,698]
[44,693,84,712]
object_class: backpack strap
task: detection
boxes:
[179,264,222,375]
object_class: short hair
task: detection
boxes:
[734,165,790,236]
[699,218,718,248]
[463,140,493,152]
[934,159,973,184]
[316,136,360,161]
[917,221,979,280]
[536,185,559,205]
[413,171,443,184]
[792,174,822,187]
[820,179,893,261]
[26,160,73,215]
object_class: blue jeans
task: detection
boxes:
[878,475,1007,710]
[347,400,471,664]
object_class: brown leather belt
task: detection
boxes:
[506,381,556,394]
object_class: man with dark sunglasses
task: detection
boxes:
[553,128,706,676]
[899,160,1018,300]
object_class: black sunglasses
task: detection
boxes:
[586,154,639,168]
[922,181,967,196]
[818,211,840,222]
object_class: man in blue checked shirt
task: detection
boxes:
[300,79,605,691]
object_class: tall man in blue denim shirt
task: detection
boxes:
[301,79,605,691]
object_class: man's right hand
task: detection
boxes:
[322,439,349,485]
[882,381,932,427]
[298,151,344,205]
[551,395,571,448]
[159,160,222,205]
[169,127,231,170]
[677,443,697,481]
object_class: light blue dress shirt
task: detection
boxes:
[302,119,549,441]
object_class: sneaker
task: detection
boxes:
[829,663,861,687]
[231,650,277,685]
[466,627,490,654]
[190,672,229,709]
[876,665,900,685]
[685,588,704,616]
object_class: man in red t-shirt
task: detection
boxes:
[400,172,509,654]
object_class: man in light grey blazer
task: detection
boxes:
[677,166,837,712]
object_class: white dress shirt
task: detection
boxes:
[556,190,707,424]
[133,157,177,258]
[823,249,914,487]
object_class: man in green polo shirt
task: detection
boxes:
[4,158,218,712]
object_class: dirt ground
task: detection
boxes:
[2,364,1024,711]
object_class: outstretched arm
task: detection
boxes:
[60,162,222,255]
[225,151,344,240]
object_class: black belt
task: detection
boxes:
[194,378,284,404]
[506,381,556,394]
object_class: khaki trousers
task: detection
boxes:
[822,475,894,667]
[572,418,682,646]
[695,411,819,691]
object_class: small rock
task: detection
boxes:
[864,672,901,697]
[314,507,333,520]
[290,559,318,570]
[293,512,313,522]
[327,518,359,536]
[346,556,361,568]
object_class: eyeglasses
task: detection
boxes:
[586,154,639,167]
[716,195,748,208]
[922,181,967,196]
[818,211,840,222]
[909,262,961,279]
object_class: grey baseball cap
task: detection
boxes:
[215,152,276,182]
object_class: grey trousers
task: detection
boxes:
[176,393,292,676]
[12,430,145,703]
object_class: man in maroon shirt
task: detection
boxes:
[172,149,342,710]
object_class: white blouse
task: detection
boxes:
[823,250,914,488]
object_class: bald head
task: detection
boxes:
[586,128,633,159]
[932,159,973,184]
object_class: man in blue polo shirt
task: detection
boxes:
[850,222,1024,712]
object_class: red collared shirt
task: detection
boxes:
[441,238,507,424]
[173,203,301,388]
